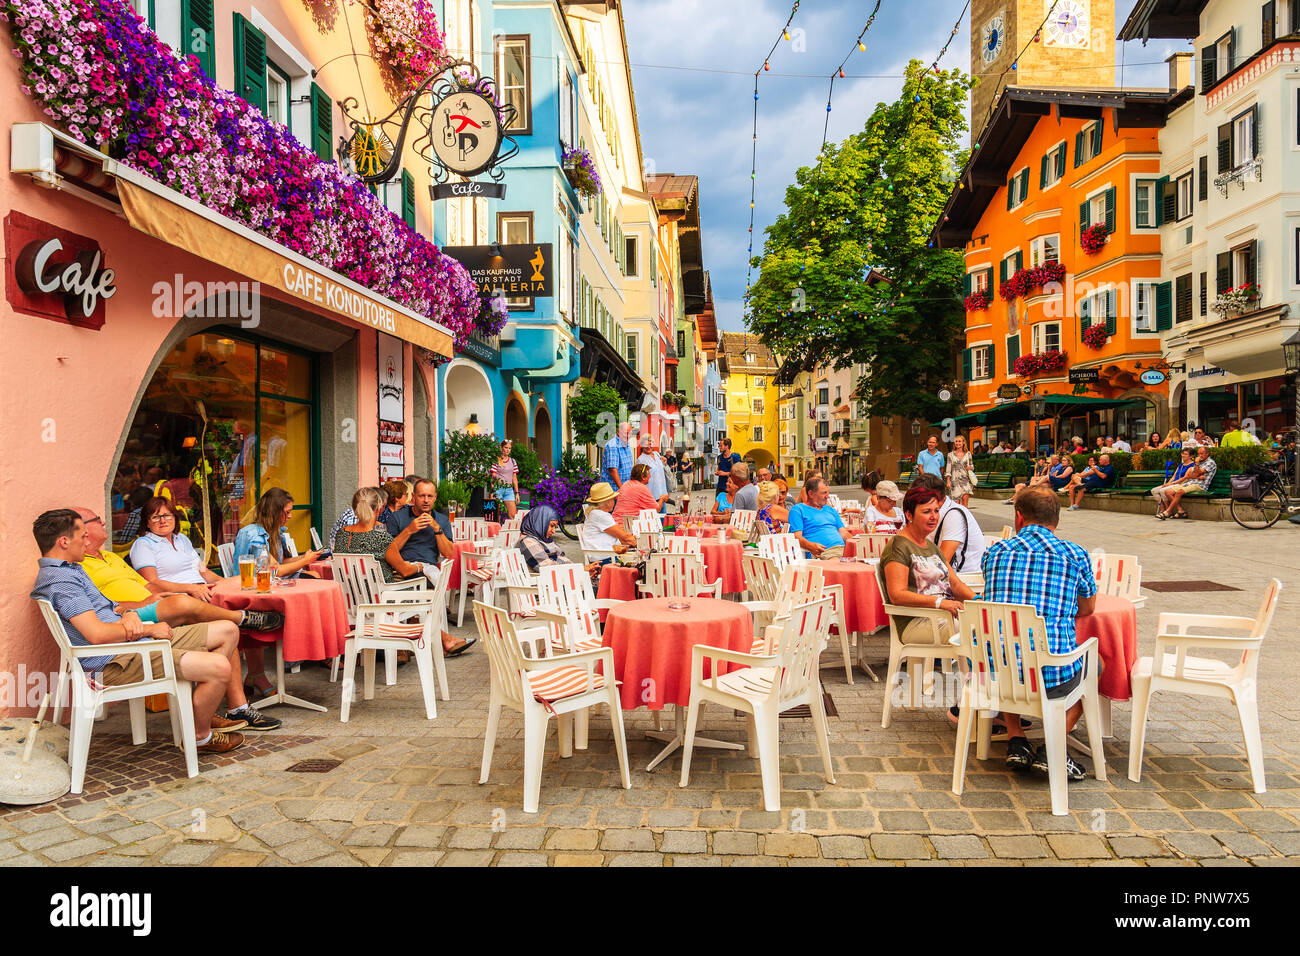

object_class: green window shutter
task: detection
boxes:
[1264,1,1276,46]
[1006,177,1014,210]
[1073,130,1084,167]
[1079,200,1090,231]
[987,344,995,380]
[1020,168,1030,199]
[1250,104,1259,157]
[1201,45,1216,92]
[181,0,215,80]
[1055,145,1066,179]
[1199,156,1208,201]
[963,272,972,296]
[1104,188,1116,232]
[310,83,332,162]
[1227,27,1237,71]
[1216,251,1232,293]
[1040,155,1048,189]
[401,170,416,230]
[1217,123,1231,172]
[982,267,993,293]
[1007,334,1020,368]
[1105,289,1117,336]
[232,13,267,114]
[961,348,972,382]
[1155,281,1173,331]
[1245,239,1258,288]
[1015,250,1024,272]
[1158,177,1174,225]
[1091,121,1103,159]
[1079,296,1091,338]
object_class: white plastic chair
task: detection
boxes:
[339,598,441,722]
[457,537,500,627]
[310,527,324,551]
[636,508,664,532]
[728,509,756,534]
[1128,578,1282,794]
[330,553,429,687]
[37,599,198,794]
[850,533,890,560]
[492,548,540,619]
[453,517,490,542]
[497,527,521,551]
[747,563,855,686]
[680,598,836,811]
[876,562,963,729]
[1092,551,1145,608]
[639,553,721,599]
[474,601,630,814]
[216,542,235,577]
[758,533,802,568]
[828,494,842,512]
[741,554,781,604]
[661,535,702,556]
[952,600,1107,815]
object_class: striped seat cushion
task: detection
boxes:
[467,565,494,582]
[357,621,425,641]
[527,664,605,702]
[550,634,602,653]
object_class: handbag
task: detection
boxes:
[1230,474,1261,501]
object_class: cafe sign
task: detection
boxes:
[442,243,553,299]
[996,384,1022,401]
[1068,368,1100,384]
[5,211,115,329]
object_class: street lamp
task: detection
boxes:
[1282,328,1300,494]
[910,418,922,458]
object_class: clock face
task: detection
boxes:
[1043,0,1090,48]
[982,14,1005,64]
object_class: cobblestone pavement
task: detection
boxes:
[3,497,1298,867]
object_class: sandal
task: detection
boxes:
[1171,511,1189,519]
[1155,511,1168,520]
[443,636,477,658]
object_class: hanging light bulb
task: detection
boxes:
[783,29,790,41]
[764,60,770,71]
[839,68,845,79]
[858,41,866,51]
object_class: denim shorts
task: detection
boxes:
[496,487,516,502]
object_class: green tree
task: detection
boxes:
[746,60,971,423]
[568,381,622,446]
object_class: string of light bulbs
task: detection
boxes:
[744,1,803,303]
[976,0,1064,133]
[818,0,883,152]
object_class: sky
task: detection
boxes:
[621,0,1188,334]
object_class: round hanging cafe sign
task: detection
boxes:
[432,91,503,178]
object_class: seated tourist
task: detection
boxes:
[581,482,635,553]
[114,486,153,547]
[980,486,1096,779]
[754,481,789,535]
[334,487,401,582]
[1065,454,1116,510]
[129,497,227,600]
[76,507,282,732]
[1047,456,1074,493]
[755,466,774,484]
[1113,434,1132,453]
[1151,448,1195,519]
[379,480,409,523]
[518,505,602,579]
[32,510,246,754]
[1005,456,1053,504]
[865,480,904,529]
[729,461,758,511]
[614,463,664,518]
[711,473,736,516]
[788,477,850,558]
[1154,446,1217,520]
[775,475,794,508]
[913,473,985,574]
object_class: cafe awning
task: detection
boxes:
[934,395,1145,428]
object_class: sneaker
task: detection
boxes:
[1068,504,1079,511]
[210,714,248,733]
[1005,736,1035,771]
[1002,498,1014,505]
[225,706,282,732]
[241,610,285,632]
[196,730,245,754]
[1030,745,1087,781]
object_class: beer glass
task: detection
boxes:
[239,555,256,590]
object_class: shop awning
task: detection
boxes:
[578,327,643,405]
[934,395,1145,428]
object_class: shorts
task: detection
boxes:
[1081,477,1109,490]
[134,602,160,625]
[901,614,953,645]
[1049,478,1070,491]
[495,487,516,502]
[98,623,211,687]
[1044,668,1083,700]
[818,545,845,560]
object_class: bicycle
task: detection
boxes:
[1229,460,1293,530]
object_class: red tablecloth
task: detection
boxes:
[699,539,744,592]
[1075,594,1138,701]
[310,561,333,579]
[211,577,350,661]
[602,597,753,711]
[447,539,487,591]
[598,565,639,602]
[815,559,888,633]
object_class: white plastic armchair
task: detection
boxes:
[1128,578,1282,793]
[662,535,702,556]
[1093,551,1145,608]
[952,600,1107,815]
[457,537,501,627]
[216,542,236,577]
[680,598,836,811]
[850,533,890,560]
[340,599,441,722]
[741,554,781,605]
[637,509,664,532]
[876,561,963,729]
[639,553,721,599]
[758,532,803,569]
[330,552,428,686]
[453,517,491,542]
[474,601,630,814]
[38,599,198,794]
[728,509,756,534]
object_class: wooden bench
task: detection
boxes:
[898,469,916,486]
[1110,471,1166,496]
[1180,470,1236,498]
[975,471,1014,488]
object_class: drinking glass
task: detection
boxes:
[238,556,255,590]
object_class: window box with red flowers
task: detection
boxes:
[1081,322,1109,350]
[964,289,990,312]
[998,261,1066,301]
[1211,283,1260,318]
[1011,349,1067,377]
[1080,224,1110,255]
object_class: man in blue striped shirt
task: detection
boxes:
[30,510,245,754]
[980,486,1096,779]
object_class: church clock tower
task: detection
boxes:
[970,0,1115,138]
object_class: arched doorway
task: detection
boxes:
[505,393,528,446]
[534,404,554,468]
[443,359,494,434]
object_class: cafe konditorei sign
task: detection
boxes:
[340,60,518,188]
[442,243,553,299]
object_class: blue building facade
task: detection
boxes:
[433,0,586,470]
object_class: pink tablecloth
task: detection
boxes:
[597,565,639,602]
[310,561,333,579]
[815,559,888,634]
[1075,594,1138,701]
[602,597,753,711]
[446,540,486,591]
[211,577,350,661]
[699,539,744,592]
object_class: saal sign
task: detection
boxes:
[442,243,553,299]
[5,211,116,329]
[1139,369,1167,386]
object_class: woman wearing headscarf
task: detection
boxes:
[517,505,602,578]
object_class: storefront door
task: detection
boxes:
[113,331,319,560]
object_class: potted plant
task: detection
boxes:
[562,147,601,199]
[1082,322,1108,350]
[1211,282,1260,318]
[441,430,500,516]
[964,289,990,311]
[1011,349,1068,377]
[1080,223,1109,255]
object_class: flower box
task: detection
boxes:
[964,289,990,312]
[1211,283,1260,318]
[1082,322,1109,350]
[999,261,1066,302]
[1080,224,1110,255]
[562,147,601,199]
[1011,349,1067,377]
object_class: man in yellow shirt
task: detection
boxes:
[75,507,284,731]
[1219,419,1252,449]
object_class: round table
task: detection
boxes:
[815,559,888,634]
[603,597,754,771]
[310,560,333,579]
[1075,594,1138,702]
[597,564,639,603]
[210,577,350,712]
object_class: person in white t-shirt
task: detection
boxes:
[581,482,636,554]
[914,473,985,573]
[865,480,905,529]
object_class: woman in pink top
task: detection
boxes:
[612,463,660,518]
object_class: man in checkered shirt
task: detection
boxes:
[980,486,1097,779]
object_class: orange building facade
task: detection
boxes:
[937,87,1190,449]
